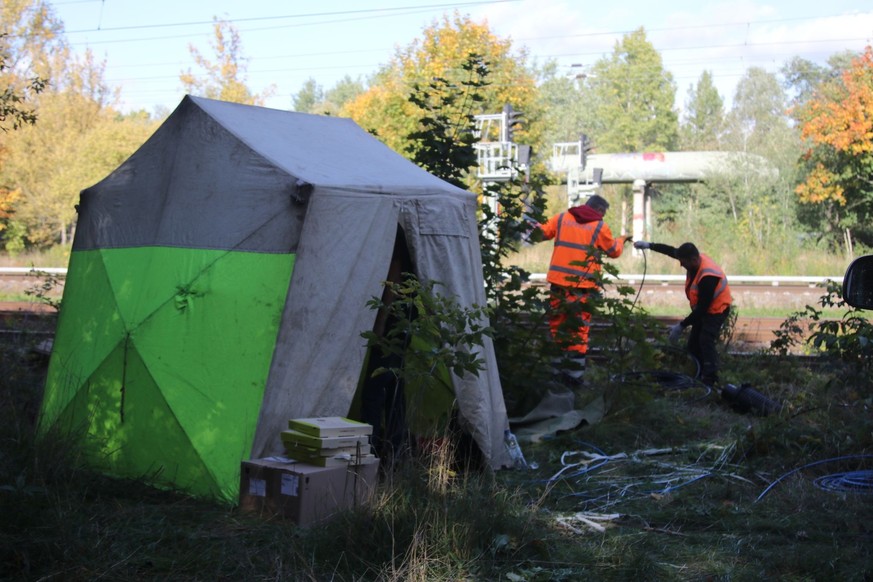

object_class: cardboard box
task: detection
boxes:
[238,456,379,526]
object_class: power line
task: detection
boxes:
[42,1,871,111]
[60,0,522,33]
[61,6,449,47]
[55,1,872,58]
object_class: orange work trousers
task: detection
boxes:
[548,285,595,355]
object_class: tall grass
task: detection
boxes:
[3,315,873,580]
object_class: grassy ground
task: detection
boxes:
[2,308,872,581]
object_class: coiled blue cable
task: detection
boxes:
[755,454,873,502]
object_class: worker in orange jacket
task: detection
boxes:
[531,194,628,377]
[634,240,732,387]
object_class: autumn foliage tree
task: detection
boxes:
[341,12,540,167]
[1,0,158,250]
[180,18,275,106]
[795,45,873,253]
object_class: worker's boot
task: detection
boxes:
[564,356,586,380]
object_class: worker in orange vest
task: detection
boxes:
[634,240,732,387]
[531,194,629,378]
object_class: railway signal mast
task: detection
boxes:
[473,104,531,218]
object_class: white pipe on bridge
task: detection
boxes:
[550,150,774,184]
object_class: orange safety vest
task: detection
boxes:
[543,212,623,288]
[686,254,732,314]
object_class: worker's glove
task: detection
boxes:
[668,323,684,344]
[522,214,540,229]
[634,240,651,250]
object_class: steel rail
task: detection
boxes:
[527,273,843,286]
[0,267,845,286]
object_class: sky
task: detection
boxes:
[49,0,873,115]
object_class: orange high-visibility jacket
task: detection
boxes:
[541,212,624,288]
[686,254,732,313]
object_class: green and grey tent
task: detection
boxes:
[39,95,511,502]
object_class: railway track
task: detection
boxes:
[522,276,834,351]
[0,304,806,354]
[591,315,787,352]
[0,270,838,353]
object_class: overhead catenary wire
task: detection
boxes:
[35,1,872,112]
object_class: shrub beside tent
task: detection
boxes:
[38,95,512,502]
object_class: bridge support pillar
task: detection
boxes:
[632,179,647,252]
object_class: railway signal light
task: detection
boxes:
[580,133,593,168]
[504,103,524,143]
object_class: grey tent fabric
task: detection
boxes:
[122,96,514,469]
[74,101,305,252]
[252,187,510,469]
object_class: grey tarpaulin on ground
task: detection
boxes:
[509,390,605,443]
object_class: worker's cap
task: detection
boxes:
[585,194,610,214]
[676,242,700,259]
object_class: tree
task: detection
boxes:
[725,68,792,153]
[293,75,365,116]
[586,27,678,153]
[679,70,724,150]
[0,0,62,132]
[781,52,858,111]
[323,76,365,115]
[1,34,46,132]
[341,12,540,163]
[534,61,586,145]
[405,55,484,188]
[708,67,802,255]
[180,18,275,106]
[794,45,873,252]
[1,31,45,233]
[0,0,64,82]
[656,66,804,271]
[4,93,157,248]
[0,0,157,249]
[397,52,559,412]
[291,78,323,113]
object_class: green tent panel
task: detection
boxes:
[43,247,294,500]
[65,340,220,497]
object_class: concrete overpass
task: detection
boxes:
[550,143,775,244]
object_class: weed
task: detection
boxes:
[23,268,62,310]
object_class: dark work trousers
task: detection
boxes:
[360,348,407,462]
[686,308,729,385]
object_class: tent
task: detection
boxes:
[38,95,511,502]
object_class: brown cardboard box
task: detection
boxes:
[238,456,379,526]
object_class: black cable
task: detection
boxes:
[621,241,649,341]
[629,240,646,312]
[611,368,711,402]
